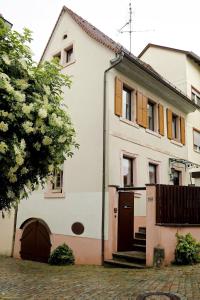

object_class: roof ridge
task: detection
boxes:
[63,6,123,53]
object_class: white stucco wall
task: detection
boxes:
[140,46,200,184]
[140,47,187,95]
[17,10,115,240]
[0,211,14,255]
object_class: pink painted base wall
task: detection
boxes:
[134,216,146,234]
[14,229,102,265]
[146,185,200,266]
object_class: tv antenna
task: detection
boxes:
[118,1,154,53]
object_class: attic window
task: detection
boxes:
[65,46,74,63]
[53,52,61,63]
[63,34,68,39]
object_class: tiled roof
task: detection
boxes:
[40,6,198,110]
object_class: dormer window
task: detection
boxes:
[53,52,61,63]
[191,86,200,106]
[65,46,74,63]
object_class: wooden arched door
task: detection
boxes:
[20,220,51,263]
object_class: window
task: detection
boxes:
[191,87,200,106]
[147,100,155,131]
[123,156,133,187]
[53,52,61,63]
[122,86,132,121]
[149,163,157,184]
[65,46,73,63]
[193,129,200,152]
[171,169,181,186]
[172,114,179,140]
[51,170,63,193]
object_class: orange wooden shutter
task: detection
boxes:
[115,77,123,117]
[142,95,148,128]
[158,104,164,136]
[167,108,172,139]
[180,116,185,145]
[136,91,143,126]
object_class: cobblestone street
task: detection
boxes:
[0,256,200,299]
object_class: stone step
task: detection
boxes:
[132,244,146,252]
[112,251,146,265]
[104,259,145,269]
[133,238,146,245]
[135,232,146,239]
[138,227,146,234]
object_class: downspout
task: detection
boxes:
[101,52,124,265]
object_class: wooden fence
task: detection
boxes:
[156,184,200,225]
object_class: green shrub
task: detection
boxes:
[174,233,200,265]
[48,243,75,266]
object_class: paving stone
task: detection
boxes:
[0,256,199,299]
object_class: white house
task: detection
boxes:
[11,7,198,266]
[139,44,200,185]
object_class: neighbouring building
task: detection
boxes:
[139,44,200,185]
[12,7,199,266]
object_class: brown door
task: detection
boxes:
[20,220,51,263]
[117,192,134,251]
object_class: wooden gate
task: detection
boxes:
[20,220,51,263]
[117,192,134,251]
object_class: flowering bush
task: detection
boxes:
[0,20,78,210]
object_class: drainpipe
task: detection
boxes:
[11,205,18,257]
[101,52,124,265]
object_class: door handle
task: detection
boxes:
[123,205,132,209]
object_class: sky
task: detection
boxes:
[1,0,200,62]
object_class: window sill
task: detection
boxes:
[119,117,139,129]
[170,139,183,147]
[145,129,161,138]
[62,59,76,69]
[44,191,65,199]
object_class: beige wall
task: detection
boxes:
[140,46,200,184]
[17,10,115,246]
[107,67,189,217]
[0,211,14,256]
[141,47,187,94]
[146,185,200,266]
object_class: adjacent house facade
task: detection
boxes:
[11,8,199,265]
[139,44,200,185]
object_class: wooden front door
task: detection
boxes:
[117,192,134,251]
[20,220,51,263]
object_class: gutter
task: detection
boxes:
[101,53,124,265]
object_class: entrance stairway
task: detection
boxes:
[104,227,146,268]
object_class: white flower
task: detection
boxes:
[0,110,8,117]
[14,91,25,102]
[0,121,8,132]
[16,155,24,166]
[15,79,29,91]
[7,190,15,199]
[2,54,11,65]
[0,142,8,154]
[58,135,67,143]
[48,165,54,172]
[22,104,33,115]
[38,108,47,119]
[21,167,28,175]
[42,136,52,146]
[22,121,34,133]
[8,174,17,183]
[20,139,26,151]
